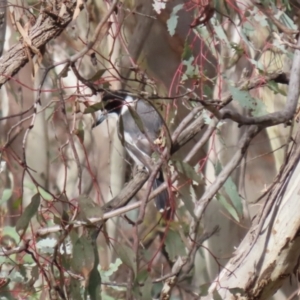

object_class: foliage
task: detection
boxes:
[0,0,299,299]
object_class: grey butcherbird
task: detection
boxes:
[93,90,170,212]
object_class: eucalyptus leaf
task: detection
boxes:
[174,160,204,184]
[0,189,12,205]
[217,194,239,222]
[71,235,95,277]
[87,69,106,82]
[16,194,40,234]
[115,244,137,276]
[165,229,186,261]
[229,85,267,117]
[84,102,105,114]
[167,4,183,36]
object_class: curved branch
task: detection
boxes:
[220,36,300,127]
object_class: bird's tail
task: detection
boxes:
[153,170,170,212]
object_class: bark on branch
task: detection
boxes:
[205,129,300,299]
[0,0,77,87]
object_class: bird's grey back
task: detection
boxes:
[120,100,163,141]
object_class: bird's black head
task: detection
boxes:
[94,90,133,126]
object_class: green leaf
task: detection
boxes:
[9,270,24,283]
[253,9,268,27]
[174,160,204,184]
[115,244,137,276]
[0,189,12,205]
[177,184,196,219]
[217,194,239,222]
[165,229,186,261]
[75,128,85,143]
[267,80,287,96]
[278,11,296,30]
[72,235,95,277]
[16,194,40,234]
[211,17,230,46]
[100,258,122,279]
[194,26,218,58]
[213,290,222,300]
[87,69,106,82]
[38,187,52,201]
[84,102,105,114]
[70,277,83,300]
[228,85,267,117]
[36,237,57,254]
[199,283,210,296]
[2,226,20,244]
[223,177,243,219]
[167,4,183,36]
[182,57,199,80]
[248,58,265,72]
[87,264,101,300]
[242,21,255,37]
[140,276,152,300]
[167,14,178,36]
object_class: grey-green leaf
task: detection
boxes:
[84,102,105,114]
[174,160,204,184]
[165,229,186,261]
[115,244,137,277]
[167,4,183,36]
[16,194,40,234]
[71,235,95,276]
[229,85,267,117]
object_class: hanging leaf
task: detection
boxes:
[71,235,95,280]
[217,194,239,222]
[211,17,230,47]
[165,229,186,261]
[87,69,106,82]
[228,85,267,117]
[173,160,204,184]
[177,184,196,219]
[223,176,243,219]
[36,237,57,254]
[0,189,12,205]
[84,102,105,114]
[87,264,101,300]
[70,277,83,300]
[115,244,137,276]
[267,80,287,96]
[100,258,122,279]
[167,4,184,36]
[139,276,152,300]
[215,161,242,221]
[16,194,40,235]
[38,187,52,201]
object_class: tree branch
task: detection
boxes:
[0,0,77,87]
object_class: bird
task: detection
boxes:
[93,90,170,212]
